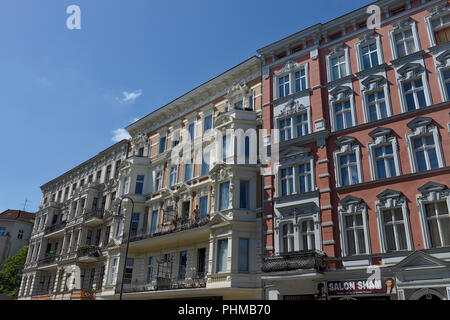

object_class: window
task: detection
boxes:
[17,229,24,240]
[188,122,195,141]
[300,220,315,250]
[247,93,254,110]
[280,167,294,196]
[393,28,416,58]
[403,78,426,111]
[122,177,129,195]
[123,258,134,284]
[0,227,6,236]
[381,208,408,252]
[442,68,450,100]
[106,165,112,180]
[146,257,154,283]
[184,160,193,181]
[222,135,231,161]
[338,152,359,186]
[219,182,230,211]
[154,171,162,191]
[279,118,292,142]
[424,201,449,247]
[178,251,187,280]
[137,147,144,157]
[150,210,159,234]
[114,160,121,178]
[217,239,228,273]
[201,151,210,175]
[96,170,102,182]
[169,166,178,187]
[282,223,294,253]
[331,54,347,80]
[134,175,144,194]
[295,113,309,137]
[334,100,353,130]
[366,90,388,122]
[373,144,398,179]
[343,211,366,255]
[130,213,140,234]
[244,136,250,163]
[238,238,249,272]
[200,196,208,219]
[298,163,312,193]
[203,114,212,133]
[234,100,243,110]
[279,75,290,98]
[361,42,379,70]
[107,258,118,285]
[197,248,206,276]
[428,12,450,46]
[159,137,166,154]
[412,135,439,172]
[239,180,250,209]
[295,69,306,92]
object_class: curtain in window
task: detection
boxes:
[219,182,230,211]
[217,239,228,272]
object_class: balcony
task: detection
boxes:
[44,221,66,238]
[116,272,207,294]
[262,250,325,273]
[126,216,211,243]
[38,254,59,268]
[84,208,104,227]
[77,245,102,263]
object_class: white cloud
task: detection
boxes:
[112,128,131,142]
[120,89,142,103]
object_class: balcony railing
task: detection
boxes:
[44,221,66,235]
[125,216,210,243]
[77,245,101,258]
[38,255,59,267]
[115,272,207,294]
[262,250,325,273]
[84,208,105,220]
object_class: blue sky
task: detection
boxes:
[0,0,373,213]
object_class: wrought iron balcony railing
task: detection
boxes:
[77,245,102,258]
[44,221,66,235]
[38,255,59,267]
[262,250,325,273]
[115,272,207,294]
[84,208,105,220]
[125,216,210,243]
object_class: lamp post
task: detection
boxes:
[116,196,134,301]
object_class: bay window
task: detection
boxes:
[217,239,228,273]
[219,182,230,211]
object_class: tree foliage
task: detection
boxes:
[0,246,28,297]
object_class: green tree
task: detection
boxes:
[0,246,28,297]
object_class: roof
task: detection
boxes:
[0,210,35,223]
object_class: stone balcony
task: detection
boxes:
[262,250,325,273]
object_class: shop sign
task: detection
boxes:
[327,278,395,296]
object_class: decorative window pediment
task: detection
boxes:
[436,49,450,67]
[214,114,233,127]
[339,195,365,213]
[417,181,448,202]
[392,17,412,30]
[376,189,405,208]
[225,82,249,100]
[361,75,385,91]
[335,136,356,152]
[418,181,446,194]
[429,3,449,18]
[279,146,311,161]
[407,116,432,131]
[277,60,303,75]
[328,43,346,56]
[277,99,308,119]
[358,30,377,46]
[397,62,423,79]
[368,127,392,144]
[329,85,352,101]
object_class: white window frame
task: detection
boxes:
[434,49,450,103]
[375,191,413,253]
[280,221,295,253]
[360,74,392,123]
[274,101,311,143]
[326,47,350,82]
[273,61,309,100]
[328,86,356,132]
[396,62,432,113]
[355,34,384,72]
[389,20,421,60]
[334,138,363,187]
[416,183,450,249]
[367,129,402,181]
[169,165,178,187]
[338,197,371,257]
[425,6,450,47]
[299,219,316,251]
[276,153,315,197]
[405,119,445,173]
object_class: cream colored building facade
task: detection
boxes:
[98,56,264,300]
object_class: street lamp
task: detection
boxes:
[116,196,135,301]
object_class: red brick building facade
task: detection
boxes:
[259,0,450,300]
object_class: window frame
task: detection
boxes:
[355,34,384,72]
[367,132,402,181]
[425,8,450,47]
[328,86,356,132]
[389,20,421,60]
[273,61,309,100]
[334,138,363,188]
[326,47,350,83]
